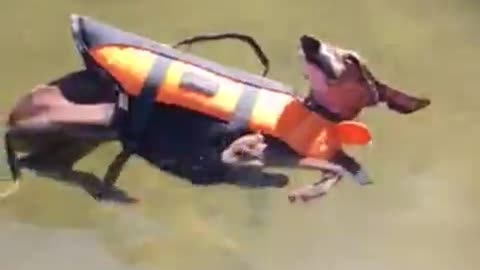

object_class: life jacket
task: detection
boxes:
[70,14,371,159]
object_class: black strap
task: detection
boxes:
[173,32,270,77]
[303,94,344,123]
[124,57,172,151]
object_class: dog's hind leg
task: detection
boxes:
[5,127,67,179]
[96,150,132,200]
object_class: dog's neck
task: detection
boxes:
[302,94,344,123]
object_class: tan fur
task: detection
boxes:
[221,133,267,167]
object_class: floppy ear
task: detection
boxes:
[377,80,431,114]
[361,65,431,114]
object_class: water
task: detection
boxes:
[0,0,479,269]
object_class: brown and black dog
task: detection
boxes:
[4,28,430,202]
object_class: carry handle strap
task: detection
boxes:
[172,32,270,77]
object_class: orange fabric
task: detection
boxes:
[334,121,371,145]
[158,60,243,122]
[89,45,371,159]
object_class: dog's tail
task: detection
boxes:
[4,131,20,181]
[1,111,20,180]
[0,110,20,200]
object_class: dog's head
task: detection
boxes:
[299,35,348,80]
[299,35,378,107]
[298,35,430,114]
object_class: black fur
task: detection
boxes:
[109,100,292,188]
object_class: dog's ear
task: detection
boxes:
[359,66,431,113]
[377,80,431,114]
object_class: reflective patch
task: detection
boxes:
[127,56,172,148]
[118,92,129,111]
[179,72,219,97]
[229,85,259,131]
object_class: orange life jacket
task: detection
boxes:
[71,14,371,160]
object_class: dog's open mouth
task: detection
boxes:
[299,35,343,80]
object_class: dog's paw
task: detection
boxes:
[231,134,266,156]
[288,184,327,203]
[222,133,267,167]
[351,170,373,186]
[94,187,139,204]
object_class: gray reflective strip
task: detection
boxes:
[128,56,172,144]
[179,71,219,97]
[228,85,259,131]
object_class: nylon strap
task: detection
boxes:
[124,56,172,151]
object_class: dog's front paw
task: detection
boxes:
[288,184,328,203]
[351,170,373,186]
[222,133,267,167]
[233,133,267,158]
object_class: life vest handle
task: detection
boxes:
[172,32,270,77]
[334,121,372,146]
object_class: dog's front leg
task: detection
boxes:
[299,151,372,186]
[330,150,371,186]
[297,157,345,173]
[288,157,344,202]
[288,172,342,203]
[288,151,372,203]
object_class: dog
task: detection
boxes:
[4,20,430,202]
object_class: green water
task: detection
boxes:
[0,0,479,269]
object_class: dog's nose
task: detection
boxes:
[300,35,321,53]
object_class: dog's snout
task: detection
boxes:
[300,35,322,53]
